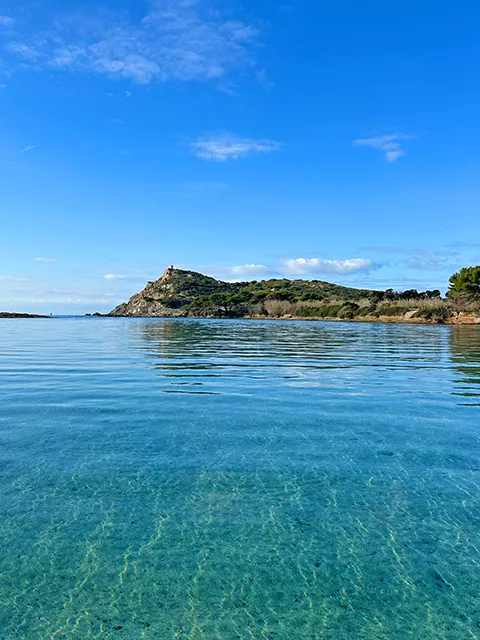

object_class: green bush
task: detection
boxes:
[161,298,187,309]
[377,304,411,316]
[356,304,379,317]
[295,304,345,318]
[338,303,360,319]
[418,307,452,323]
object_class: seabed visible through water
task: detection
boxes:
[0,318,479,639]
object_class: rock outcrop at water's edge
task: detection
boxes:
[109,266,190,317]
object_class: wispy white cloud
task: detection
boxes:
[284,257,375,276]
[6,42,41,59]
[108,118,124,125]
[5,2,260,85]
[190,133,281,161]
[445,241,480,249]
[0,15,14,26]
[229,264,269,277]
[0,275,30,281]
[35,257,57,262]
[405,250,456,271]
[353,133,415,163]
[103,273,137,280]
[18,144,35,154]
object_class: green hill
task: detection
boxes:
[107,267,480,323]
[109,266,385,317]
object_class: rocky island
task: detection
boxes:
[0,312,50,319]
[108,266,480,324]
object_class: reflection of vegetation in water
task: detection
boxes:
[450,327,480,404]
[131,320,215,365]
[131,319,449,378]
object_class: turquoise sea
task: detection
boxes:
[0,318,479,639]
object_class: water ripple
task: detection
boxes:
[0,318,479,639]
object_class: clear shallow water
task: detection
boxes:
[0,318,479,640]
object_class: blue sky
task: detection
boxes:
[1,0,479,313]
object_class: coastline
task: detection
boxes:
[105,268,480,325]
[94,312,480,325]
[249,311,480,325]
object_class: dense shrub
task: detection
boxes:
[452,298,480,313]
[161,297,187,309]
[418,307,452,323]
[377,304,412,316]
[338,303,360,319]
[355,304,379,317]
[294,304,344,318]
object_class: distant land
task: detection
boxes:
[0,312,49,319]
[107,267,480,325]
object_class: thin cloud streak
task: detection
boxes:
[18,144,36,154]
[103,273,140,281]
[399,186,423,196]
[0,275,30,281]
[35,257,57,262]
[404,250,457,272]
[191,133,281,161]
